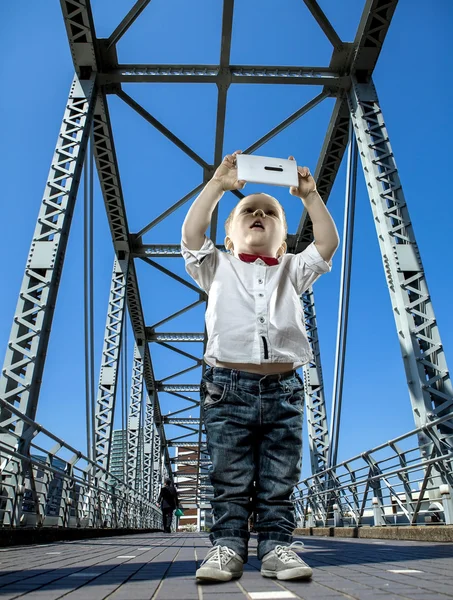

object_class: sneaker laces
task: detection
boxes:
[202,545,236,570]
[274,541,306,564]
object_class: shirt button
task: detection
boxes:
[258,279,263,284]
[258,293,264,297]
[259,317,265,323]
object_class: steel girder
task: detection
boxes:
[328,123,358,471]
[302,288,329,475]
[100,65,347,87]
[348,78,453,445]
[94,256,129,473]
[0,74,95,433]
[0,75,96,521]
[151,425,162,503]
[127,343,145,491]
[142,393,153,501]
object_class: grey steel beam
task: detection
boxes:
[172,458,211,465]
[107,0,152,49]
[135,244,226,257]
[165,403,199,420]
[117,90,210,169]
[159,384,200,393]
[127,343,145,490]
[91,93,130,253]
[0,74,96,490]
[151,423,162,502]
[140,258,202,294]
[210,0,235,252]
[100,65,345,86]
[244,92,330,156]
[83,131,96,464]
[348,77,453,446]
[137,420,144,496]
[60,0,99,72]
[159,366,201,385]
[143,392,153,500]
[351,0,399,76]
[147,333,204,343]
[136,183,205,239]
[302,287,330,476]
[149,300,205,331]
[155,342,201,365]
[165,418,200,426]
[94,256,129,473]
[328,122,358,470]
[175,473,210,480]
[303,0,343,50]
[291,97,350,254]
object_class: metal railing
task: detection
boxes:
[294,414,453,528]
[0,397,162,530]
[2,391,453,532]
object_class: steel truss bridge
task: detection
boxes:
[1,0,452,532]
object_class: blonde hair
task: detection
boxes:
[224,194,288,240]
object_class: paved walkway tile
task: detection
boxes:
[0,533,452,599]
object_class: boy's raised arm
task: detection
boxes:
[181,179,224,251]
[182,151,245,251]
[288,157,340,262]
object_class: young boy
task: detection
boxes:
[181,150,339,582]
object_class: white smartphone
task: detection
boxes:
[236,154,299,188]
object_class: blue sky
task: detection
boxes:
[1,1,452,480]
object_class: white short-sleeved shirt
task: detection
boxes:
[181,236,331,369]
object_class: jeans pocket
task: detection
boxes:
[280,376,304,412]
[201,380,228,410]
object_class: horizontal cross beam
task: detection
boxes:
[99,65,347,88]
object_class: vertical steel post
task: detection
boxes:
[94,255,129,475]
[302,288,330,475]
[143,393,154,501]
[328,122,358,469]
[152,424,162,503]
[127,343,144,490]
[348,78,453,464]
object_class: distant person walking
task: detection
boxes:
[157,478,180,533]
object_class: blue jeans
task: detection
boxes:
[201,366,304,562]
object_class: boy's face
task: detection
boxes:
[225,193,287,258]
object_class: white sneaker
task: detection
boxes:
[196,545,244,582]
[261,541,312,580]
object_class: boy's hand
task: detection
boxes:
[288,156,317,200]
[212,150,246,191]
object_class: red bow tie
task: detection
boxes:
[238,253,279,266]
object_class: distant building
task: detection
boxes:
[110,428,145,489]
[110,429,127,484]
[173,446,212,531]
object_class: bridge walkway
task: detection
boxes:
[0,532,452,599]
